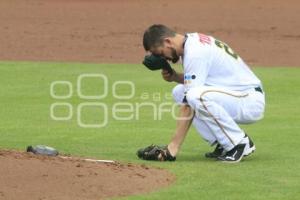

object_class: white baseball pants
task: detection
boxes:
[172,84,265,151]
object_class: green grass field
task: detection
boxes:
[1,61,300,200]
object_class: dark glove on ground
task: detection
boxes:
[137,144,176,161]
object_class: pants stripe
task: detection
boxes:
[199,90,249,146]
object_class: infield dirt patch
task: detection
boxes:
[0,0,299,66]
[0,150,174,200]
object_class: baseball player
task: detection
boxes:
[137,24,265,163]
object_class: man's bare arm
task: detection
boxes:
[168,104,194,156]
[173,71,184,84]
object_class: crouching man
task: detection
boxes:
[137,24,265,163]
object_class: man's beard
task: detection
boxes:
[170,48,180,63]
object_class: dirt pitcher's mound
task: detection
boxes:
[0,150,175,200]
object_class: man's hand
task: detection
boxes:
[161,69,184,84]
[161,68,176,82]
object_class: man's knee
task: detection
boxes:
[186,87,210,110]
[186,87,224,118]
[238,103,265,124]
[172,84,185,104]
[186,86,211,103]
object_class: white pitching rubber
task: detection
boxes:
[59,156,115,163]
[83,158,115,163]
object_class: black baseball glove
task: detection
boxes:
[137,144,176,161]
[142,54,174,75]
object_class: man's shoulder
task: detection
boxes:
[183,33,213,61]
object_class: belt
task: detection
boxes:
[254,86,263,93]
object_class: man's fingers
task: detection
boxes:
[161,69,168,73]
[161,69,171,76]
[161,69,176,82]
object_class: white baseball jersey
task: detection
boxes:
[176,33,265,151]
[182,33,262,92]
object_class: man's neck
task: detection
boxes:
[174,34,185,56]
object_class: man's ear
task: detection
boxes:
[164,38,172,45]
[163,38,173,48]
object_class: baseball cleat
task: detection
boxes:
[205,143,224,158]
[217,143,246,163]
[243,134,256,157]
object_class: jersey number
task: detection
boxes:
[215,40,239,59]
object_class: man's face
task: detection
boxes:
[150,39,180,63]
